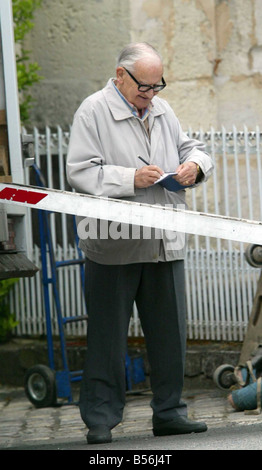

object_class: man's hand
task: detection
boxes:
[134,165,163,188]
[174,162,198,186]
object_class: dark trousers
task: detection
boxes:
[79,259,188,429]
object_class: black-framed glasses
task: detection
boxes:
[123,67,166,92]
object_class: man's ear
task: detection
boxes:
[116,67,125,84]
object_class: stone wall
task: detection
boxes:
[24,0,262,130]
[0,338,241,386]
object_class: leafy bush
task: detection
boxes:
[0,279,19,342]
[12,0,43,123]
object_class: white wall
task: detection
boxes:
[24,0,262,130]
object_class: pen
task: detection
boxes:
[138,155,150,166]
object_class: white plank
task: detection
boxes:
[0,182,261,244]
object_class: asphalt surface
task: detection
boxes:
[1,383,262,452]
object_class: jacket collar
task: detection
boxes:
[102,79,166,121]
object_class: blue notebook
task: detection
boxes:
[154,172,193,192]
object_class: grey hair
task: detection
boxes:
[116,43,163,72]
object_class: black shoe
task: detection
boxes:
[153,416,207,436]
[87,425,112,444]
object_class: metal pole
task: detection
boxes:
[0,0,23,184]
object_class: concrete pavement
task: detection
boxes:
[1,383,262,450]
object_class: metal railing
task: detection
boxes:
[10,126,262,341]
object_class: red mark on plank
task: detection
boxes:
[0,187,47,204]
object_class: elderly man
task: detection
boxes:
[66,42,213,444]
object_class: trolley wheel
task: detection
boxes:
[213,364,236,390]
[24,364,56,408]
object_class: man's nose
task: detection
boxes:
[143,88,154,98]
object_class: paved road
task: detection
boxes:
[1,385,262,451]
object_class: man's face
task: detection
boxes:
[116,58,164,110]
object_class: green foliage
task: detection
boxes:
[12,0,43,123]
[0,279,19,342]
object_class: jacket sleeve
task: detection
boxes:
[169,106,214,182]
[66,112,136,198]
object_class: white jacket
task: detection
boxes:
[66,79,213,264]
